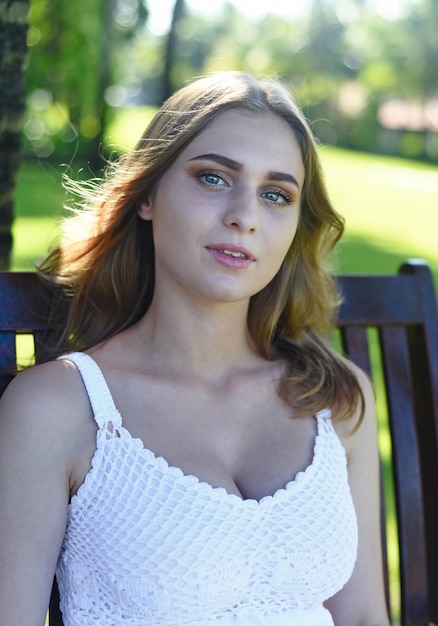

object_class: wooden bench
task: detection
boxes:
[1,259,437,626]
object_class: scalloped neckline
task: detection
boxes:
[65,351,332,510]
[70,423,324,511]
[70,413,326,510]
[125,421,324,507]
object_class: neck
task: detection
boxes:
[130,290,263,379]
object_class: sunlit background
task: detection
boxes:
[7,3,437,623]
[19,0,437,282]
[25,0,437,161]
[150,0,418,32]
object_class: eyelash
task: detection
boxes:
[195,170,294,206]
[196,170,227,187]
[262,189,294,206]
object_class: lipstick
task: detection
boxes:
[206,244,255,269]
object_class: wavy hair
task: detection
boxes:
[39,71,362,422]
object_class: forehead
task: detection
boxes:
[180,110,305,182]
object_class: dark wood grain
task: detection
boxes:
[337,259,438,625]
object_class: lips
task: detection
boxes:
[205,244,255,269]
[206,244,255,261]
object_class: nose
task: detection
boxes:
[223,186,259,233]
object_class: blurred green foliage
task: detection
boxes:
[23,0,438,165]
[25,0,149,163]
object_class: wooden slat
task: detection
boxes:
[337,274,423,326]
[48,580,62,626]
[0,272,51,394]
[400,263,438,621]
[339,326,372,377]
[0,272,49,332]
[0,331,16,394]
[339,326,391,611]
[379,326,429,625]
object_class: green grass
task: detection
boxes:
[12,141,437,625]
[12,160,67,269]
[321,147,438,288]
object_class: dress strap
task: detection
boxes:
[315,408,333,436]
[315,408,332,421]
[57,352,122,431]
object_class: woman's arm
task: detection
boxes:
[325,365,391,626]
[0,362,88,625]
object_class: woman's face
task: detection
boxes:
[139,109,305,308]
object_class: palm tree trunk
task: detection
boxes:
[0,0,30,269]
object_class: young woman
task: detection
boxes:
[0,71,390,625]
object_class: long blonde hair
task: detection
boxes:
[39,71,362,421]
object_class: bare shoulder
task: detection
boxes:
[1,357,89,413]
[0,359,94,464]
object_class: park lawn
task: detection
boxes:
[321,146,438,285]
[12,159,67,270]
[12,216,59,269]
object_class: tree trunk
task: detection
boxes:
[0,0,30,269]
[87,0,114,173]
[162,0,185,102]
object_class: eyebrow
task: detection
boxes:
[188,153,242,171]
[267,171,301,190]
[188,153,301,190]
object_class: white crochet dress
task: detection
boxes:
[55,352,358,626]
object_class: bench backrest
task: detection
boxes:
[336,259,438,625]
[1,260,437,626]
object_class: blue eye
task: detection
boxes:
[198,171,227,187]
[262,190,293,206]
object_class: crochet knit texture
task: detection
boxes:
[56,352,358,626]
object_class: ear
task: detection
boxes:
[138,198,153,221]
